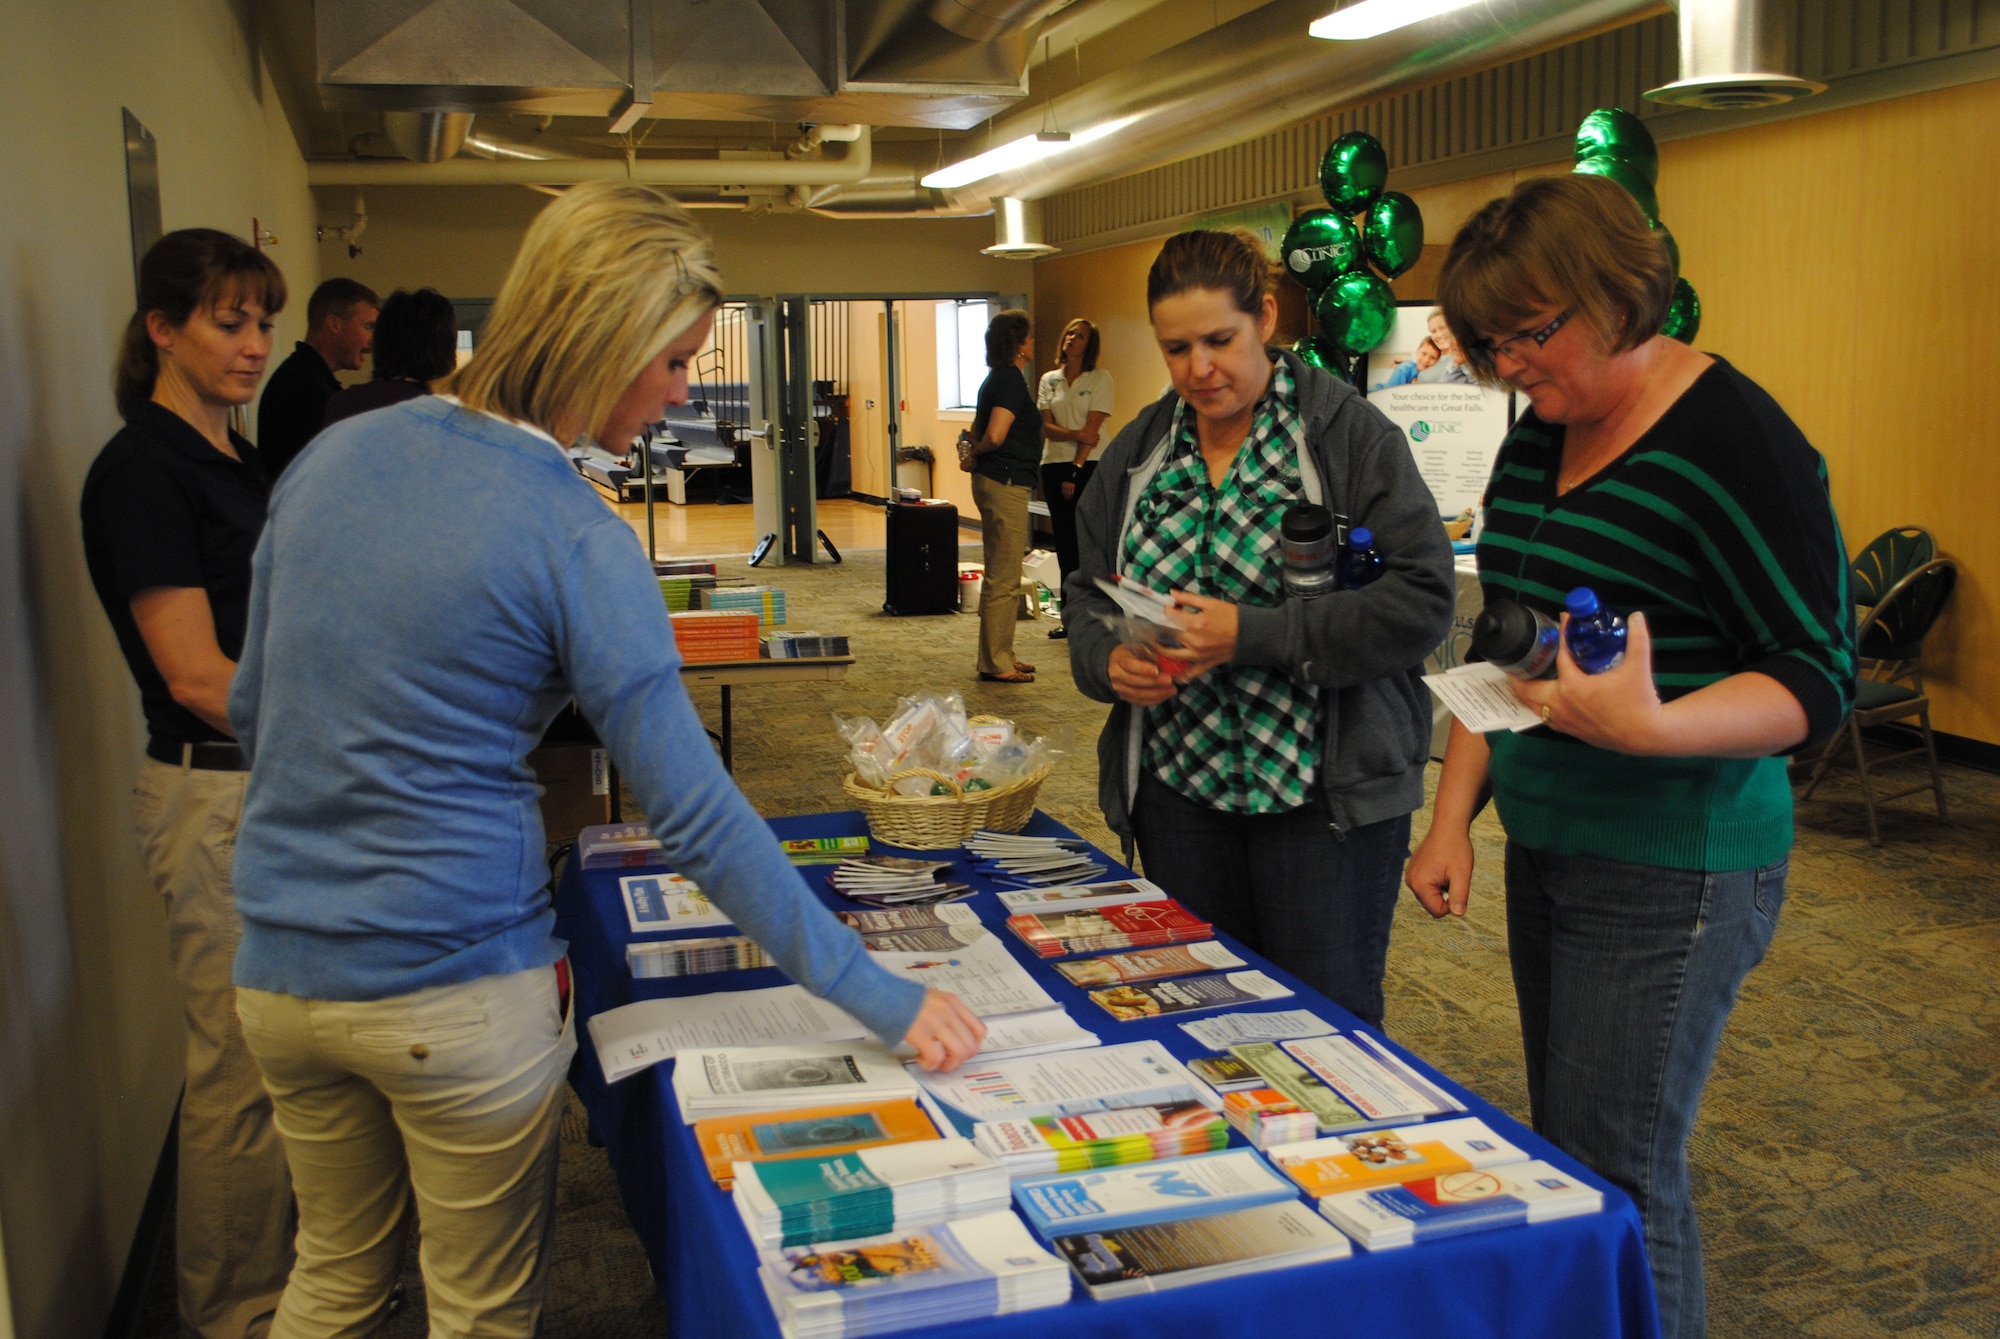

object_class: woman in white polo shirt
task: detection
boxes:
[1038,318,1114,638]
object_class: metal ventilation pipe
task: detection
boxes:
[925,0,1073,43]
[983,197,1058,256]
[1645,0,1824,109]
[306,129,874,188]
[380,112,474,163]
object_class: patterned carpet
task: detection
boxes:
[136,543,1998,1338]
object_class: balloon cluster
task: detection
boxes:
[1281,131,1424,378]
[1572,107,1700,343]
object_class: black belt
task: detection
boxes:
[146,738,249,771]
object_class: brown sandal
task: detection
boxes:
[1013,661,1036,675]
[979,670,1035,683]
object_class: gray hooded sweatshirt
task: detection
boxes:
[1064,347,1455,840]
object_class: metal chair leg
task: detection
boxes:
[1850,715,1882,847]
[1917,705,1950,824]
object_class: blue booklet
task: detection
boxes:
[1315,1159,1603,1250]
[1013,1148,1297,1238]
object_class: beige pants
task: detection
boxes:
[133,756,296,1339]
[237,966,576,1339]
[972,472,1031,675]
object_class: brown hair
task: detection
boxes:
[306,277,380,330]
[1054,318,1100,373]
[984,309,1032,369]
[1436,174,1673,382]
[116,229,287,421]
[1146,229,1274,317]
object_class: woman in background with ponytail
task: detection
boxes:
[80,228,296,1339]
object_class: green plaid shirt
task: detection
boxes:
[1124,361,1323,814]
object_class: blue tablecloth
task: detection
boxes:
[555,811,1661,1339]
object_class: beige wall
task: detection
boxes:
[1034,78,2000,745]
[316,188,1027,303]
[0,3,317,1335]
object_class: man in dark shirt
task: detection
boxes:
[257,276,378,477]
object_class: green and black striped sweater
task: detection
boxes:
[1476,359,1856,871]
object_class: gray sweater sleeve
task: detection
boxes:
[1234,397,1456,687]
[1064,399,1175,705]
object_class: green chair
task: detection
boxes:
[1798,557,1957,845]
[1848,526,1933,608]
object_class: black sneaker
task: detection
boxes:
[1047,625,1068,640]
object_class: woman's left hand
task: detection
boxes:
[1167,591,1239,678]
[1511,611,1668,755]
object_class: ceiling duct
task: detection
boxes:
[1645,0,1824,110]
[983,197,1057,255]
[921,0,1662,209]
[380,111,475,162]
[925,0,1072,44]
[307,127,874,187]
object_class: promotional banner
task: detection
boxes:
[1361,304,1513,518]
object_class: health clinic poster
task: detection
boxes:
[1361,305,1513,518]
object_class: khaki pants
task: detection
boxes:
[236,966,576,1339]
[971,472,1031,675]
[132,756,296,1339]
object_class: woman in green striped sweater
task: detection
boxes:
[1404,175,1855,1339]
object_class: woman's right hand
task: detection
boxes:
[902,989,986,1072]
[1405,825,1475,919]
[1108,643,1178,707]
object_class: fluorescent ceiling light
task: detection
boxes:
[465,136,550,162]
[921,117,1138,190]
[1310,0,1479,41]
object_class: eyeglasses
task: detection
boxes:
[1469,309,1573,363]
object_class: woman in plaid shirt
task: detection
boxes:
[1064,230,1454,1027]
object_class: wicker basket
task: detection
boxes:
[842,764,1052,850]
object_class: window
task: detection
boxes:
[935,299,992,410]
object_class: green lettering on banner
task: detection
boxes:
[1183,202,1295,261]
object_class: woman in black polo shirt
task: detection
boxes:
[79,228,296,1339]
[965,309,1043,683]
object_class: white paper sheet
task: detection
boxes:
[1176,1008,1336,1050]
[586,985,868,1084]
[868,934,1060,1018]
[972,1008,1101,1060]
[1420,661,1547,733]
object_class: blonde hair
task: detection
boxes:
[443,183,723,442]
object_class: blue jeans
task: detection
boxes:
[1504,843,1787,1339]
[1131,771,1409,1027]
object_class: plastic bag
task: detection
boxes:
[834,697,1069,794]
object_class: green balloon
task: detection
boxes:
[1281,210,1363,294]
[1292,334,1343,372]
[1573,155,1659,223]
[1661,277,1701,344]
[1313,270,1396,356]
[1651,220,1680,278]
[1319,131,1388,215]
[1362,191,1424,280]
[1575,107,1658,186]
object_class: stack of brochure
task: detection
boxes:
[781,836,870,864]
[840,905,987,952]
[1055,941,1247,988]
[1086,970,1294,1022]
[964,832,1107,887]
[867,934,1059,1018]
[1006,900,1212,958]
[1317,1159,1603,1249]
[1052,1200,1351,1298]
[1013,1148,1297,1238]
[829,856,974,907]
[619,872,732,935]
[915,1041,1215,1125]
[972,1101,1229,1178]
[1223,1042,1369,1133]
[578,822,664,871]
[695,1098,944,1187]
[674,1043,920,1122]
[1266,1117,1531,1199]
[755,1211,1072,1338]
[733,1139,1011,1249]
[627,934,770,979]
[1276,1033,1465,1124]
[1220,1089,1318,1149]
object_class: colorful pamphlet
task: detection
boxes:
[755,1212,1072,1339]
[1316,1158,1603,1250]
[1052,1200,1351,1298]
[695,1099,943,1187]
[1013,1148,1297,1238]
[1265,1117,1531,1199]
[782,836,870,864]
[1006,900,1212,958]
[733,1138,1010,1249]
[995,879,1167,913]
[1225,1043,1369,1132]
[620,872,732,935]
[1186,1055,1265,1092]
[1221,1089,1318,1149]
[972,1102,1228,1178]
[627,934,771,978]
[1280,1033,1465,1123]
[1087,971,1293,1021]
[1056,942,1248,989]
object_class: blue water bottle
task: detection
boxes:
[1564,586,1628,673]
[1337,527,1385,589]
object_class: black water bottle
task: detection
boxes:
[1469,600,1561,679]
[1280,503,1338,599]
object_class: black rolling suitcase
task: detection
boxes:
[883,500,960,615]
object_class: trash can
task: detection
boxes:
[895,445,934,498]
